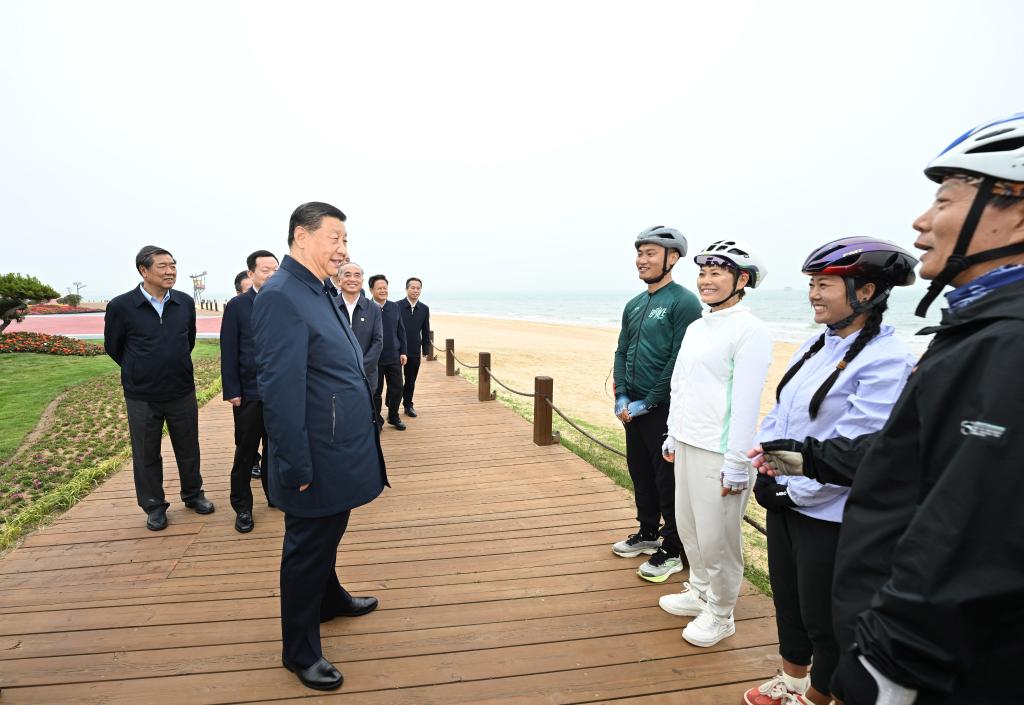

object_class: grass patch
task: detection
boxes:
[457,365,771,596]
[0,340,222,552]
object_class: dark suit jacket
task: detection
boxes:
[339,292,383,385]
[379,300,407,365]
[103,286,196,402]
[252,255,388,517]
[220,287,260,401]
[398,299,431,358]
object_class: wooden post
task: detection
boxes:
[479,352,495,401]
[427,331,436,361]
[446,338,456,376]
[533,376,555,446]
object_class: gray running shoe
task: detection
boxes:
[612,532,661,557]
[637,548,684,583]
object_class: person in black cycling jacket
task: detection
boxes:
[753,112,1024,705]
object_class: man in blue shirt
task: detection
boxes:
[104,246,213,531]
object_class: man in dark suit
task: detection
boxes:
[368,274,408,430]
[332,262,383,395]
[252,202,388,691]
[103,245,214,531]
[220,249,279,533]
[398,276,431,417]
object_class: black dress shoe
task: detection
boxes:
[250,464,261,479]
[146,506,167,531]
[184,495,215,514]
[320,595,379,623]
[404,406,417,417]
[387,418,407,431]
[234,511,254,533]
[282,657,343,691]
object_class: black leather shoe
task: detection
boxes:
[146,506,167,531]
[320,595,379,623]
[184,495,215,514]
[404,406,417,417]
[282,657,343,691]
[250,464,261,479]
[234,511,254,533]
[387,418,407,431]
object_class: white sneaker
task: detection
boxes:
[658,582,707,617]
[682,608,735,647]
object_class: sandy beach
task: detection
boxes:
[432,313,799,435]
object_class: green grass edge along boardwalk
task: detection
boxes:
[0,359,777,703]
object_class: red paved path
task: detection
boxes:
[11,314,223,337]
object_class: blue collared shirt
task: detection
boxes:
[757,324,915,523]
[139,284,171,319]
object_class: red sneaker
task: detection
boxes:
[743,674,810,705]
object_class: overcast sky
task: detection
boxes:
[2,1,1021,299]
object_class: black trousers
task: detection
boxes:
[281,510,355,667]
[124,391,204,513]
[623,404,682,555]
[230,400,269,512]
[375,360,404,422]
[767,508,841,696]
[402,355,421,408]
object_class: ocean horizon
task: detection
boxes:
[426,287,941,356]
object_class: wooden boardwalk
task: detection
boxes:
[0,360,778,704]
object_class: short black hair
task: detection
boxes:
[288,202,346,246]
[246,249,278,272]
[234,270,250,293]
[406,277,422,289]
[136,245,173,272]
[368,274,388,289]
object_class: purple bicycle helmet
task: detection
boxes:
[802,236,918,287]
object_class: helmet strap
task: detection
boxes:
[707,270,742,308]
[642,248,675,285]
[915,177,993,317]
[828,278,889,331]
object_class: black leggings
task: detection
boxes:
[767,508,841,696]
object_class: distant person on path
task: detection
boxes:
[369,274,408,430]
[399,277,430,417]
[220,249,279,533]
[235,270,253,295]
[743,237,917,705]
[755,113,1024,705]
[103,245,213,531]
[659,241,772,648]
[612,226,702,583]
[252,202,387,692]
[332,263,383,394]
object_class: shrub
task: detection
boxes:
[0,332,105,356]
[58,294,83,307]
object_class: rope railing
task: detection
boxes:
[439,336,767,536]
[484,368,535,398]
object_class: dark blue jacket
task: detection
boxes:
[339,292,383,386]
[220,287,260,401]
[104,286,196,402]
[378,299,407,365]
[252,255,387,517]
[399,299,431,358]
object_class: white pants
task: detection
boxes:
[674,442,752,618]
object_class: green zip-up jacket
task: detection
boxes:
[613,282,702,406]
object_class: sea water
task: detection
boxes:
[427,287,941,357]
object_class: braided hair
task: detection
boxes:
[776,282,889,419]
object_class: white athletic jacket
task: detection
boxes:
[665,304,772,468]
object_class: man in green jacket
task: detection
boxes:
[613,226,703,582]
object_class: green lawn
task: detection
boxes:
[0,339,220,463]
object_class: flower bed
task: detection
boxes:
[0,332,105,356]
[26,304,100,315]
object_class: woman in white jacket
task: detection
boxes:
[659,240,772,648]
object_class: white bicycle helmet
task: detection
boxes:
[916,112,1024,316]
[925,112,1024,183]
[694,239,768,288]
